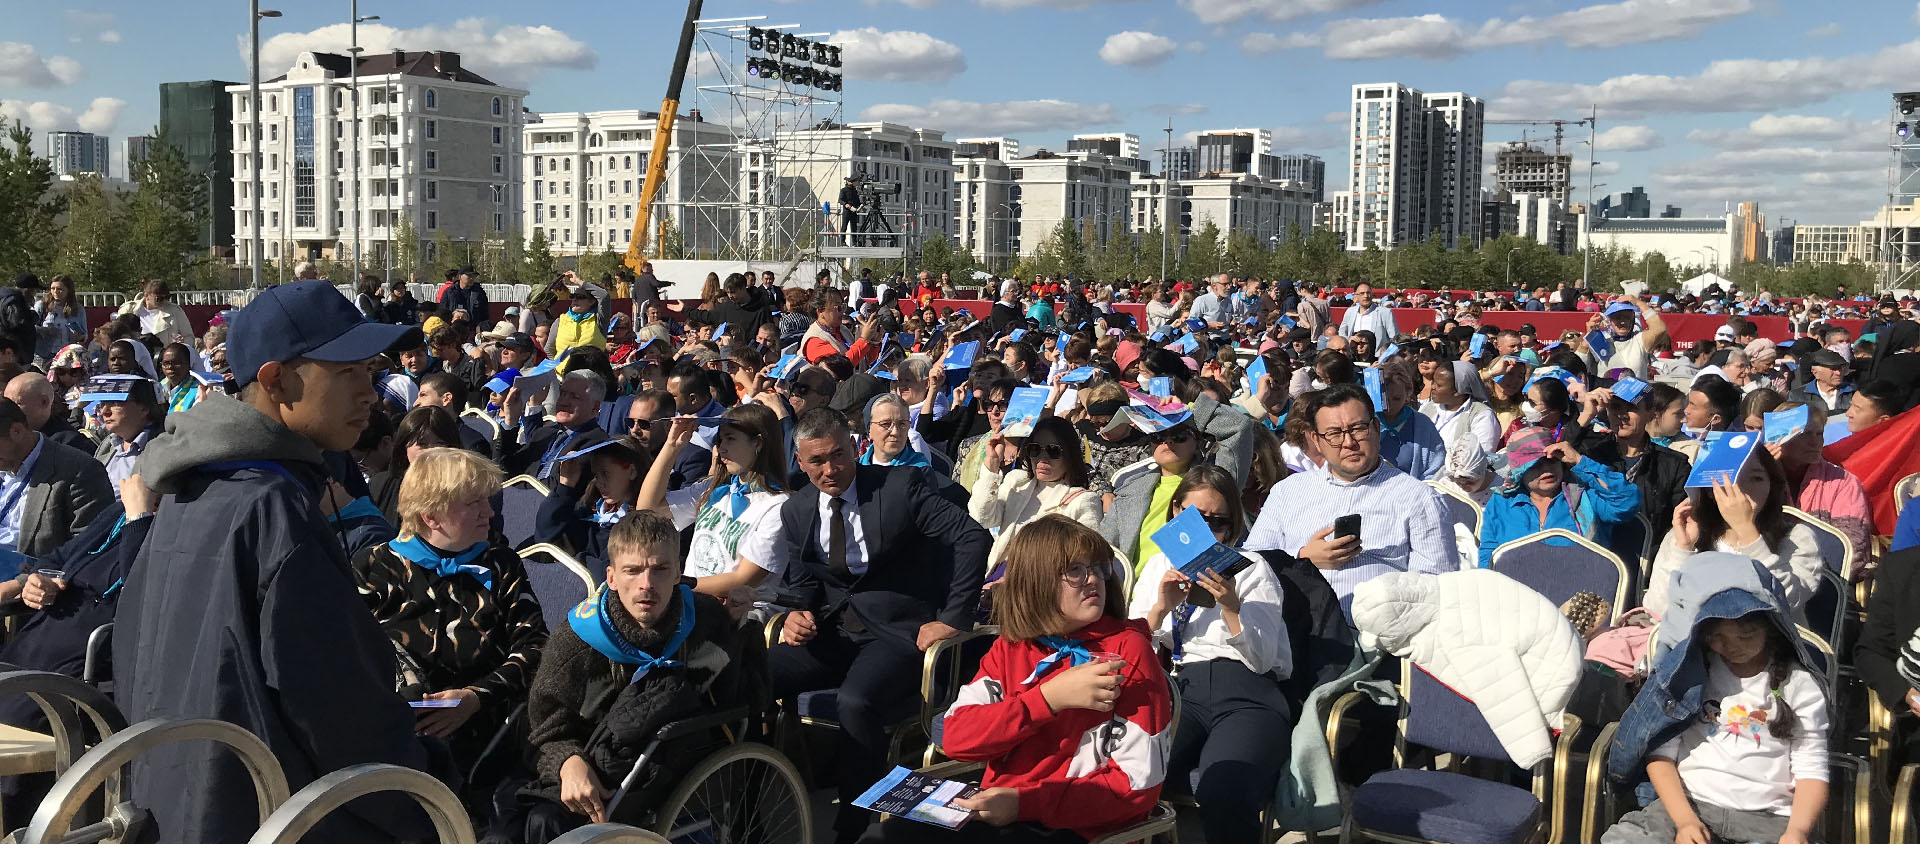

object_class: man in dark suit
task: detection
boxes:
[495,370,609,480]
[0,397,111,561]
[772,409,989,844]
[664,361,724,491]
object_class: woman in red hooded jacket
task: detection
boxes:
[861,515,1171,843]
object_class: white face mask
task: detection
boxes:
[1521,401,1547,425]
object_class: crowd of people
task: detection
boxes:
[0,262,1912,844]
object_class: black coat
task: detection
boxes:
[708,288,774,340]
[1570,427,1689,540]
[1857,546,1920,714]
[496,420,610,480]
[115,400,448,844]
[1255,549,1358,712]
[440,283,490,320]
[774,465,989,651]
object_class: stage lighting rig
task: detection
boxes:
[747,27,765,51]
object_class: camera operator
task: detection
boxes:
[838,176,863,245]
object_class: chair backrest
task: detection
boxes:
[1805,566,1850,655]
[597,394,635,438]
[1797,625,1838,691]
[26,717,290,843]
[1489,529,1628,621]
[460,410,499,442]
[1402,663,1511,763]
[520,544,597,634]
[1605,512,1654,594]
[1426,480,1483,535]
[500,475,552,550]
[246,763,474,844]
[1897,471,1920,519]
[1784,506,1853,580]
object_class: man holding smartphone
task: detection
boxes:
[1245,382,1455,615]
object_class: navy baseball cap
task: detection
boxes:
[229,281,422,388]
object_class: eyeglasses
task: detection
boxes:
[1025,442,1067,460]
[871,420,910,433]
[1195,510,1236,535]
[1146,429,1194,446]
[1315,422,1376,444]
[1060,563,1103,585]
[790,382,824,397]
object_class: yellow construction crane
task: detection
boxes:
[1485,117,1592,157]
[625,0,703,272]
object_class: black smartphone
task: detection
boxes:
[1333,513,1362,540]
[1183,555,1256,609]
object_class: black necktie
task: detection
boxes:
[829,496,851,581]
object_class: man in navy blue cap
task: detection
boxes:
[114,280,449,844]
[1585,295,1668,380]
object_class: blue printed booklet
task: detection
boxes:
[1243,355,1269,395]
[854,766,979,829]
[1685,431,1760,488]
[768,353,805,381]
[1061,366,1099,384]
[943,341,981,371]
[1151,506,1244,580]
[1762,404,1810,445]
[1147,376,1172,398]
[1469,333,1486,358]
[1172,333,1199,354]
[1376,342,1400,362]
[1362,367,1386,412]
[1008,328,1027,343]
[1610,375,1650,404]
[1000,387,1048,438]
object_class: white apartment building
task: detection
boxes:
[1793,225,1868,266]
[1068,133,1141,161]
[953,151,1018,269]
[523,110,739,258]
[1132,172,1317,253]
[774,122,956,253]
[1347,83,1484,251]
[229,50,525,270]
[1580,215,1740,273]
[48,131,108,177]
[1004,149,1136,257]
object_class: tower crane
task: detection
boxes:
[1484,117,1592,156]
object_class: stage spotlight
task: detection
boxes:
[780,34,798,58]
[1901,122,1912,139]
[748,27,764,51]
[827,45,842,68]
[746,58,763,78]
[813,42,830,64]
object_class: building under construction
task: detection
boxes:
[1493,141,1572,204]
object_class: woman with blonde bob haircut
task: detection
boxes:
[872,515,1173,844]
[353,447,549,788]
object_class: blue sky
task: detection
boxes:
[4,0,1917,226]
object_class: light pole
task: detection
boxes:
[250,3,282,289]
[995,201,1016,275]
[1161,116,1172,282]
[204,170,216,275]
[1505,248,1517,289]
[350,5,380,287]
[1580,105,1597,291]
[1702,245,1719,274]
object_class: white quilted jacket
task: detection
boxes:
[1350,569,1584,767]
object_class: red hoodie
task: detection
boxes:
[941,616,1171,840]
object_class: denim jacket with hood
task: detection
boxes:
[1605,551,1825,798]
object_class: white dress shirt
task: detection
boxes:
[0,435,44,552]
[1245,459,1457,614]
[816,480,871,576]
[1128,548,1292,679]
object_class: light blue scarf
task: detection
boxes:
[703,476,768,519]
[568,583,696,684]
[859,445,930,468]
[387,535,493,590]
[1020,635,1092,686]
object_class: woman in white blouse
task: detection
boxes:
[1643,447,1823,620]
[635,403,790,615]
[970,415,1102,575]
[1128,464,1291,844]
[1420,361,1501,460]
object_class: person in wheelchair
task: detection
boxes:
[861,515,1172,844]
[495,510,753,844]
[353,448,550,791]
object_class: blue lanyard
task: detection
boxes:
[1170,603,1196,663]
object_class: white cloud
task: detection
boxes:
[1492,39,1920,118]
[828,28,966,82]
[1181,0,1385,26]
[256,19,596,88]
[1596,125,1662,151]
[1806,22,1843,38]
[860,98,1120,136]
[1182,40,1208,54]
[977,0,1134,8]
[1653,144,1888,223]
[1240,33,1290,54]
[98,31,120,44]
[1272,125,1343,151]
[1099,31,1176,67]
[866,0,944,7]
[1268,0,1753,59]
[1591,161,1622,176]
[0,96,125,135]
[0,43,82,88]
[1685,114,1881,151]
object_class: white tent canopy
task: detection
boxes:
[1679,272,1733,297]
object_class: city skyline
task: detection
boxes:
[2,1,1915,227]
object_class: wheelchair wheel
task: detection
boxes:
[652,742,812,844]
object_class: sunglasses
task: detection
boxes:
[1195,511,1235,535]
[1146,429,1195,446]
[626,418,652,431]
[790,382,823,397]
[1025,442,1067,460]
[981,399,1010,412]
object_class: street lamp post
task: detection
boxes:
[1161,116,1172,282]
[1506,248,1517,289]
[350,5,380,288]
[249,3,282,289]
[995,202,1016,275]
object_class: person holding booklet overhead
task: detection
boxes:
[634,405,790,614]
[858,515,1170,844]
[1127,466,1291,844]
[534,435,648,567]
[970,415,1102,574]
[1642,435,1824,619]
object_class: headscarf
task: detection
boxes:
[48,344,87,380]
[111,339,157,381]
[1450,361,1490,403]
[1869,319,1920,383]
[1744,338,1777,370]
[1497,426,1596,537]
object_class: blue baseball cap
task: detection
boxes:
[229,281,422,388]
[1604,302,1638,318]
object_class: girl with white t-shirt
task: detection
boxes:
[636,403,789,613]
[1602,612,1828,844]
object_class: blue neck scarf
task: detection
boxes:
[1020,635,1092,686]
[568,583,697,683]
[859,445,930,468]
[388,535,493,590]
[590,499,629,526]
[567,309,592,323]
[703,476,763,519]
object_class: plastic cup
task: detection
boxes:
[33,568,65,582]
[1089,652,1125,668]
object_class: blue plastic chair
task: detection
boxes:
[517,543,597,635]
[1604,512,1653,601]
[1344,665,1581,844]
[597,394,635,439]
[500,474,552,551]
[1490,529,1628,624]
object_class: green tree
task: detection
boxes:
[575,248,624,286]
[121,131,203,285]
[0,119,61,282]
[655,218,688,260]
[1222,230,1269,280]
[52,175,127,291]
[1299,227,1346,285]
[392,217,419,281]
[917,233,959,281]
[430,230,457,278]
[1177,220,1223,282]
[522,228,556,284]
